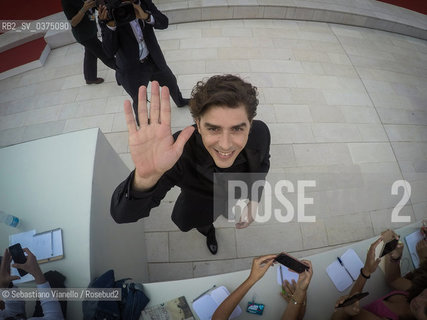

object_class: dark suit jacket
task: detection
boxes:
[62,0,98,43]
[99,0,168,72]
[110,120,271,231]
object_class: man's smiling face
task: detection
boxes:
[196,104,251,168]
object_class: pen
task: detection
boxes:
[50,230,54,257]
[337,257,355,281]
[192,285,216,302]
[279,266,286,295]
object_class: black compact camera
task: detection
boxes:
[98,0,136,26]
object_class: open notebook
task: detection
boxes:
[326,248,364,292]
[276,265,299,285]
[405,230,424,269]
[192,286,241,320]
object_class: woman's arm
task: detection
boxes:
[349,238,382,296]
[212,254,276,320]
[384,235,411,291]
[281,260,313,320]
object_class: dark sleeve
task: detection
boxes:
[99,22,119,58]
[61,0,80,20]
[145,0,168,30]
[110,169,176,224]
[260,122,271,175]
[248,121,271,202]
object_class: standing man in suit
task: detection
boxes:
[98,0,189,122]
[110,75,271,255]
[61,0,117,84]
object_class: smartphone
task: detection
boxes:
[337,292,369,308]
[8,243,28,277]
[380,238,398,257]
[275,253,309,273]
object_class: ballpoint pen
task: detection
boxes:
[279,266,286,295]
[192,285,216,302]
[50,230,54,257]
[337,257,355,281]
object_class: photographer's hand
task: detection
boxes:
[133,3,149,21]
[0,249,20,288]
[247,254,276,284]
[82,0,96,13]
[98,5,116,27]
[12,248,45,285]
[124,82,194,191]
[98,5,108,20]
[70,0,95,27]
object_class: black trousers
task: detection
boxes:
[116,56,186,122]
[80,36,116,81]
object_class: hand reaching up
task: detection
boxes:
[124,82,195,191]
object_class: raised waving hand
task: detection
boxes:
[124,82,195,191]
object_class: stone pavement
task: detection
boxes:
[0,17,426,282]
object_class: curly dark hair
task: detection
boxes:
[189,74,258,121]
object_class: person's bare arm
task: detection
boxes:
[348,238,382,296]
[212,255,276,320]
[384,235,412,291]
[281,260,313,320]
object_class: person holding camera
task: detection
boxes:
[61,0,117,84]
[0,248,64,319]
[98,0,189,122]
[110,75,270,255]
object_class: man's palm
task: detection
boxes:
[124,82,194,189]
[129,122,178,176]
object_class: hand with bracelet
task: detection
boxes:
[280,260,313,320]
[361,237,382,278]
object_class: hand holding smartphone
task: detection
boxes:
[8,243,28,277]
[375,230,399,259]
[336,292,369,308]
[275,252,309,273]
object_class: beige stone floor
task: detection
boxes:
[0,19,426,282]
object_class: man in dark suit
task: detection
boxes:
[61,0,116,84]
[98,0,189,121]
[110,75,271,255]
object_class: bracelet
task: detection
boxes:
[390,255,402,262]
[360,268,371,279]
[289,294,306,306]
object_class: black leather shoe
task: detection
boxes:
[86,77,104,85]
[177,98,190,108]
[206,226,218,255]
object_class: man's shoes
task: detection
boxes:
[86,78,104,85]
[177,98,190,108]
[206,226,218,255]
